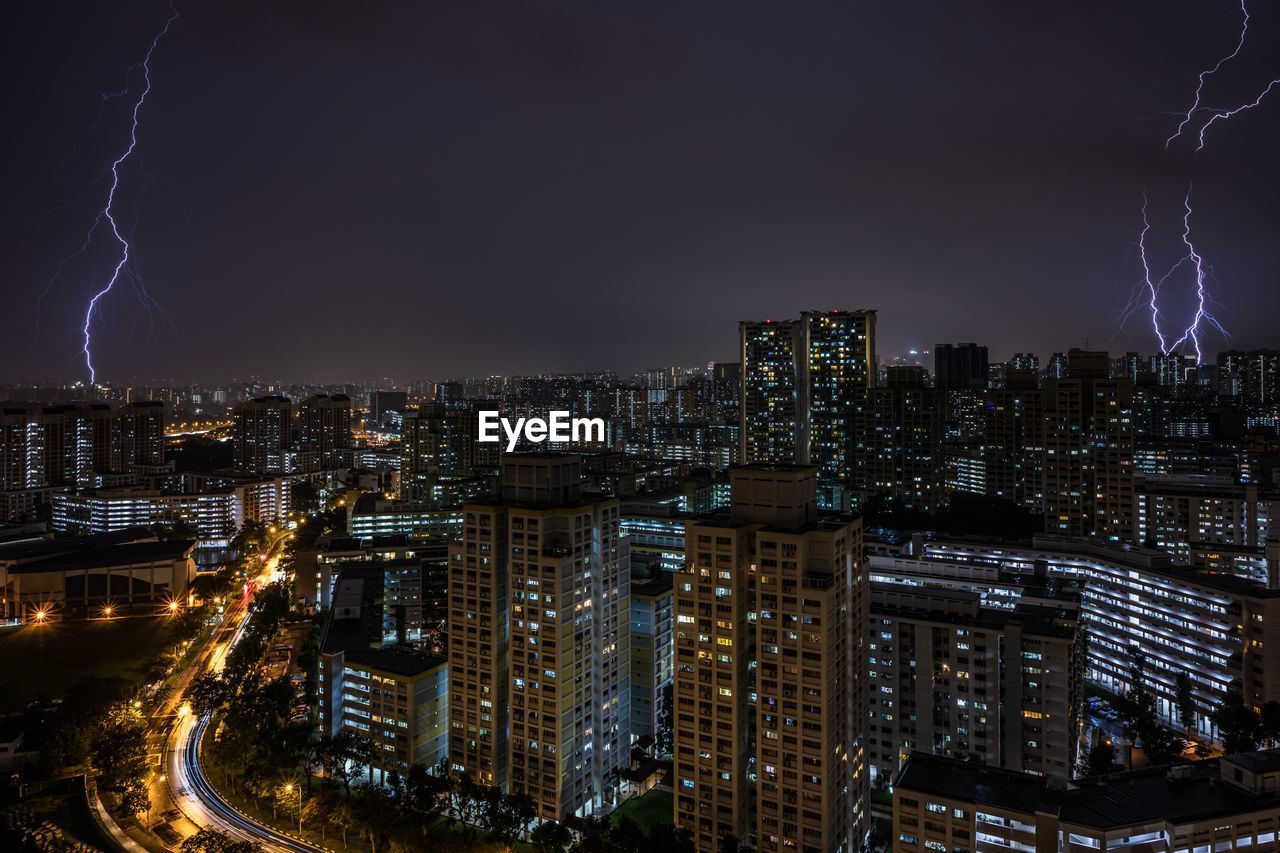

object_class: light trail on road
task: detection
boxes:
[153,528,322,851]
[167,712,323,852]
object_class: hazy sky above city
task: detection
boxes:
[3,1,1279,383]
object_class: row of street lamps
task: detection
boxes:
[27,598,185,624]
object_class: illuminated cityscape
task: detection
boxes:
[5,2,1280,853]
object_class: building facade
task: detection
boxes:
[895,749,1280,853]
[232,395,293,475]
[868,583,1082,787]
[448,455,630,822]
[673,464,869,853]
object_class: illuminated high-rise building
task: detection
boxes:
[1,404,45,492]
[1042,350,1134,541]
[402,404,474,481]
[983,369,1043,511]
[850,366,945,512]
[298,393,351,469]
[1,401,168,520]
[448,455,629,822]
[232,395,293,475]
[117,401,166,470]
[741,319,802,465]
[802,310,877,481]
[673,464,868,853]
[1217,349,1280,404]
[74,403,117,486]
[740,310,877,483]
[369,389,409,428]
[447,497,510,789]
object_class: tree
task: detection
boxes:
[1213,690,1262,754]
[181,827,262,852]
[38,677,134,774]
[333,730,375,791]
[274,782,302,829]
[483,789,537,850]
[232,521,269,556]
[191,568,234,603]
[291,481,320,514]
[302,790,333,842]
[1262,701,1280,748]
[441,771,484,839]
[1136,716,1183,767]
[188,674,229,715]
[646,823,696,853]
[92,712,149,794]
[1083,739,1117,777]
[298,621,322,706]
[568,815,615,853]
[119,778,150,818]
[243,766,286,819]
[1112,654,1181,766]
[530,820,572,853]
[405,762,448,825]
[1174,672,1197,734]
[353,783,401,853]
[326,794,359,847]
[610,815,647,853]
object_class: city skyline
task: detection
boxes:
[4,2,1280,382]
[7,4,1280,852]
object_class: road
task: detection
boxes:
[143,529,324,852]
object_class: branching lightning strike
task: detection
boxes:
[1165,189,1230,363]
[1119,0,1280,360]
[1197,77,1280,150]
[1124,193,1169,354]
[1117,187,1231,364]
[1164,0,1280,150]
[1165,0,1250,148]
[72,4,179,384]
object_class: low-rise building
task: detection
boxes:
[0,532,194,621]
[895,749,1280,853]
[894,535,1280,740]
[318,567,449,783]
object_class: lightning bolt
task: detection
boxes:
[1163,0,1280,151]
[1121,3,1261,359]
[1116,193,1170,354]
[1165,187,1231,363]
[1165,0,1249,148]
[1197,77,1280,150]
[1119,189,1230,365]
[76,4,179,385]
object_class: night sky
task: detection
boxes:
[3,1,1279,383]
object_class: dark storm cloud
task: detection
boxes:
[2,0,1278,383]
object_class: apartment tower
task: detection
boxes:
[674,464,868,853]
[739,311,877,482]
[1042,350,1135,541]
[232,395,293,474]
[448,455,629,821]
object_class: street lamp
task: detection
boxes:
[284,782,303,834]
[167,600,181,615]
[32,609,48,624]
[102,603,114,619]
